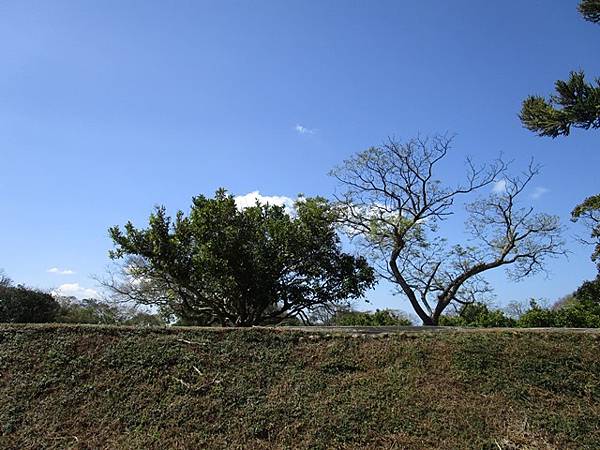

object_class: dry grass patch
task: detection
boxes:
[0,325,598,449]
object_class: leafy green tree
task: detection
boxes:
[0,285,60,323]
[106,189,376,326]
[571,194,600,271]
[332,135,564,325]
[519,2,600,137]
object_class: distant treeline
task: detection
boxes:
[1,274,599,328]
[0,279,162,327]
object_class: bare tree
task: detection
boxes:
[331,134,565,325]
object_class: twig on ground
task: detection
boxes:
[175,338,206,346]
[173,377,192,389]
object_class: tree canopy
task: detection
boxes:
[331,135,565,325]
[106,189,375,326]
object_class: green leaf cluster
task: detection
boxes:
[520,71,600,137]
[579,0,600,23]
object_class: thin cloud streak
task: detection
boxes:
[47,267,75,275]
[531,187,549,200]
[295,124,316,135]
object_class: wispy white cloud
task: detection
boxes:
[492,179,507,193]
[530,186,549,200]
[47,267,75,275]
[234,191,296,212]
[52,283,99,299]
[295,124,316,135]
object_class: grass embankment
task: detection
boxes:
[0,325,599,449]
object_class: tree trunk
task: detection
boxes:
[389,249,434,326]
[422,315,436,326]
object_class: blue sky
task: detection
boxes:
[1,0,598,313]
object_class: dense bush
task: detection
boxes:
[0,285,60,323]
[331,308,412,326]
[517,276,600,328]
[439,303,516,328]
[436,297,600,329]
[518,299,600,328]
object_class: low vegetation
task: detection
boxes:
[2,276,600,328]
[0,325,599,449]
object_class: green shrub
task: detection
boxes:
[439,303,515,328]
[516,301,559,327]
[517,299,600,328]
[332,309,412,326]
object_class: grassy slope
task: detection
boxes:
[0,325,599,450]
